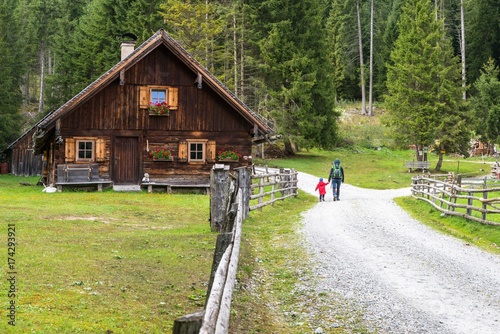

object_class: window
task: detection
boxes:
[178,140,215,163]
[139,86,178,110]
[151,89,167,104]
[76,140,94,161]
[189,142,205,162]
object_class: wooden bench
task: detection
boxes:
[141,180,210,194]
[404,161,431,172]
[55,163,113,192]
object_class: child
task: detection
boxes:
[315,178,330,202]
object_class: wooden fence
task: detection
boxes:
[411,174,500,226]
[173,165,298,333]
[249,166,298,211]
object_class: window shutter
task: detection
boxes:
[207,141,216,162]
[139,86,149,109]
[65,138,75,162]
[178,141,188,161]
[96,138,106,162]
[168,87,178,109]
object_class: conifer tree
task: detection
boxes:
[58,0,164,97]
[0,0,23,149]
[253,0,338,150]
[385,0,468,168]
[470,59,500,144]
[466,0,500,87]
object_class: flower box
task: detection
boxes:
[217,148,241,162]
[153,157,174,162]
[149,148,173,160]
[217,157,239,162]
[148,101,170,116]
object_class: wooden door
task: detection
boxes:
[114,137,140,184]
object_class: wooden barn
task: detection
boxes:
[4,30,272,191]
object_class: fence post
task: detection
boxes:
[271,174,276,206]
[431,178,437,204]
[210,165,231,232]
[173,310,205,334]
[258,177,264,210]
[280,168,290,197]
[451,175,461,211]
[235,167,250,219]
[426,177,431,200]
[482,177,488,221]
[291,169,298,197]
[467,190,473,216]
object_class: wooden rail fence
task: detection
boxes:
[411,174,500,226]
[250,166,298,211]
[173,165,298,333]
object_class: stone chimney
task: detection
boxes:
[120,41,136,60]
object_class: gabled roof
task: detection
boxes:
[7,29,271,150]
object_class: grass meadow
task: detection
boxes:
[259,148,500,255]
[1,175,215,333]
[2,145,500,332]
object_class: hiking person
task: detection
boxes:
[315,178,330,202]
[328,159,344,201]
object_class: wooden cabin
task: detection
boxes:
[4,30,272,190]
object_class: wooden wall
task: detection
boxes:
[9,134,43,177]
[12,44,255,184]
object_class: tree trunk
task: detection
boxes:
[205,0,209,68]
[368,0,374,116]
[38,42,45,115]
[233,10,238,97]
[356,0,366,115]
[240,5,246,101]
[460,0,467,100]
[436,151,443,171]
[283,137,297,156]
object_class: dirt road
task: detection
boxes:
[297,171,500,334]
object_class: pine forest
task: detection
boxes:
[1,0,500,155]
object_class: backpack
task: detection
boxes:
[332,163,342,179]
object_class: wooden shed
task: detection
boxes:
[4,30,272,190]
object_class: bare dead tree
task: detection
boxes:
[356,0,367,115]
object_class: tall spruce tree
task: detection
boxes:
[0,0,23,150]
[470,58,500,145]
[466,0,500,88]
[253,0,338,150]
[45,0,90,111]
[58,0,164,97]
[385,0,468,169]
[327,0,360,101]
[159,0,224,73]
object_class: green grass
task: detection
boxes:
[231,191,370,333]
[396,196,500,255]
[258,147,495,189]
[231,193,317,333]
[2,143,499,333]
[0,175,215,333]
[258,148,500,255]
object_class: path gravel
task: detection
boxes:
[296,171,500,334]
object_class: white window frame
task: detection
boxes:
[187,139,207,163]
[76,139,95,162]
[150,87,168,104]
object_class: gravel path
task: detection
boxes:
[297,171,500,334]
